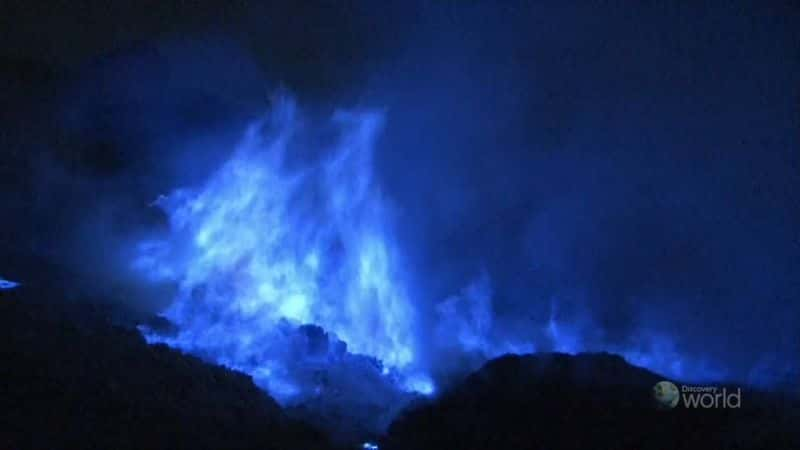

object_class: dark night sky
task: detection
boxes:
[1,1,799,385]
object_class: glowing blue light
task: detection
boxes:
[134,96,421,403]
[362,443,379,450]
[546,306,580,355]
[0,278,20,290]
[404,373,436,396]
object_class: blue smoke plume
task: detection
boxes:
[134,95,429,404]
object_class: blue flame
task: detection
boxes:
[135,97,422,401]
[0,278,20,290]
[403,373,436,396]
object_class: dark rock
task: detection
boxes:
[0,294,333,450]
[383,353,800,450]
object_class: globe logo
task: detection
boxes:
[653,380,680,409]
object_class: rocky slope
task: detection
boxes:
[382,352,800,450]
[0,289,332,450]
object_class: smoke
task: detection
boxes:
[434,271,494,355]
